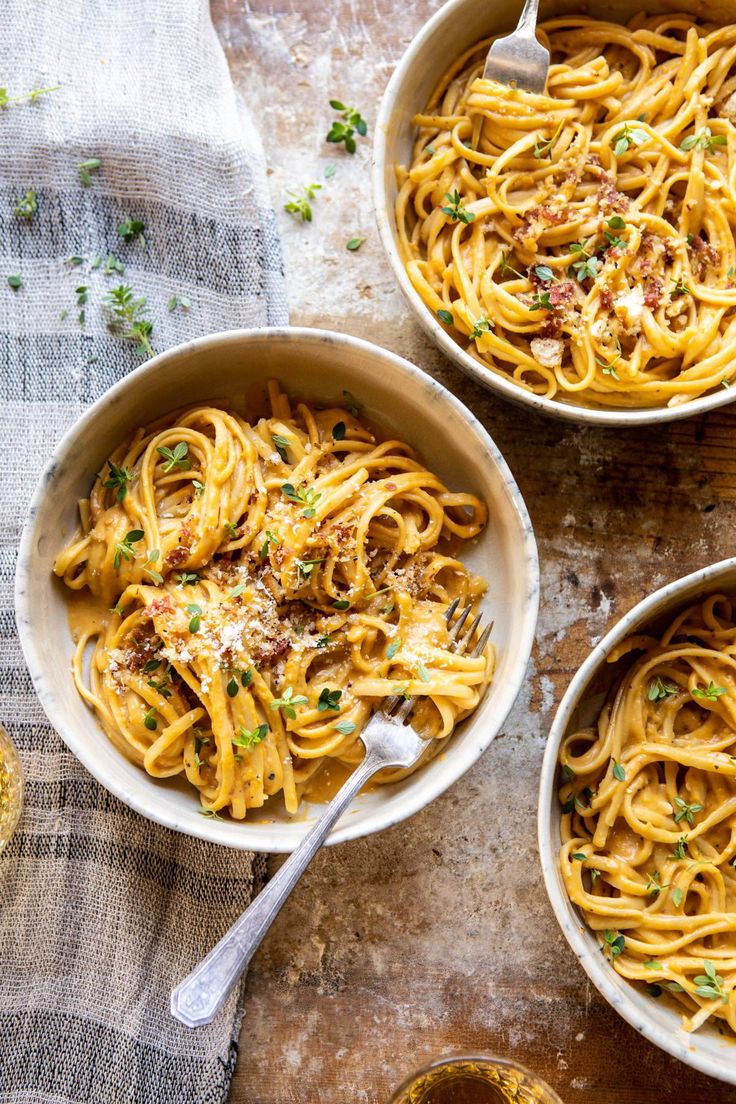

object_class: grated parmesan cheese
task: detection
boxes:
[614,285,645,332]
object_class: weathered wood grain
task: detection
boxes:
[211,1,736,1099]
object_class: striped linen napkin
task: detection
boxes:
[0,1,286,1101]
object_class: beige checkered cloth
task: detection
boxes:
[0,1,285,1101]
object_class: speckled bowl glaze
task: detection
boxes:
[373,0,736,426]
[15,328,539,854]
[539,557,736,1083]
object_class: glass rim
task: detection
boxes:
[387,1053,564,1104]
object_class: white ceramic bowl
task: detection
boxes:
[538,557,736,1083]
[373,0,736,426]
[15,328,539,853]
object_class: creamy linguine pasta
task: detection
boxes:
[55,383,492,819]
[559,594,736,1034]
[397,13,736,408]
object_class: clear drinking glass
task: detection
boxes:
[388,1055,564,1104]
[0,723,23,853]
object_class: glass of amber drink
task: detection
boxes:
[388,1055,563,1104]
[0,723,23,854]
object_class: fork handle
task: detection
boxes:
[170,752,383,1028]
[516,0,541,34]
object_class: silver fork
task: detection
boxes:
[170,600,491,1028]
[483,0,549,94]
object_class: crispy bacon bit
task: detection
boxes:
[598,171,628,213]
[644,277,664,308]
[514,205,568,244]
[587,153,602,168]
[636,233,656,275]
[549,280,576,308]
[330,523,354,544]
[125,635,161,671]
[165,545,190,567]
[165,525,194,567]
[147,596,174,617]
[385,482,397,491]
[539,206,568,226]
[664,241,676,265]
[599,287,614,311]
[689,234,719,280]
[273,544,290,568]
[254,637,290,666]
[540,313,562,339]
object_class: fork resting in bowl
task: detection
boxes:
[170,599,491,1028]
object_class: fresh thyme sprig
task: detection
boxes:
[680,127,727,153]
[648,676,677,701]
[282,481,321,518]
[272,433,290,462]
[529,290,553,312]
[186,603,202,633]
[296,557,325,580]
[103,460,133,502]
[693,960,728,1003]
[157,442,189,472]
[225,667,252,697]
[113,529,144,569]
[260,529,281,559]
[326,99,368,153]
[103,253,125,276]
[692,680,727,702]
[283,183,322,222]
[270,686,309,719]
[143,548,163,584]
[602,929,625,961]
[76,284,88,325]
[233,724,268,749]
[13,190,36,219]
[167,294,191,312]
[611,122,648,157]
[103,284,154,358]
[117,217,146,247]
[317,687,342,712]
[78,158,101,186]
[595,335,623,378]
[673,797,703,826]
[469,316,492,340]
[0,85,59,109]
[441,190,475,225]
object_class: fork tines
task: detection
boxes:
[445,599,493,658]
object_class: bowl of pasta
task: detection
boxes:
[539,557,736,1083]
[15,328,538,853]
[374,0,736,424]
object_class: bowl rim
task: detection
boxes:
[537,555,736,1083]
[371,0,736,427]
[15,325,540,852]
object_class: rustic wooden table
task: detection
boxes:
[212,1,736,1100]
